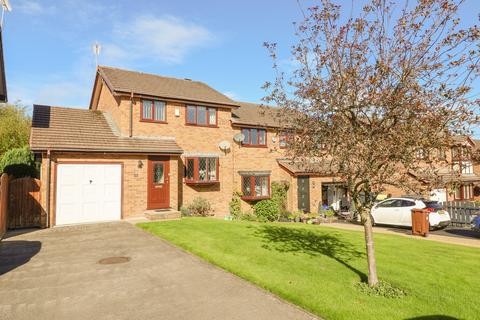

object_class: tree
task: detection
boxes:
[0,146,36,178]
[0,102,31,156]
[264,0,479,287]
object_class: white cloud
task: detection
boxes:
[103,15,215,64]
[16,1,55,15]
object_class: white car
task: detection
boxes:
[370,197,451,229]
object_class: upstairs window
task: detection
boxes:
[186,105,217,127]
[453,161,473,174]
[279,131,293,149]
[452,146,471,160]
[185,157,219,184]
[141,100,166,122]
[242,128,266,147]
[241,175,270,200]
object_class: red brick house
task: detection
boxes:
[29,66,480,227]
[31,67,347,226]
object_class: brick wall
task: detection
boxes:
[93,85,299,217]
[39,152,180,226]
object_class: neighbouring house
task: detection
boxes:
[29,66,480,227]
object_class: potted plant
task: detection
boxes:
[318,206,336,223]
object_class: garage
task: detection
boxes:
[55,163,122,225]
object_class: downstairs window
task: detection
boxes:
[241,175,270,200]
[185,157,219,184]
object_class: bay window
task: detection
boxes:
[186,105,217,127]
[185,157,219,184]
[141,100,166,122]
[241,128,266,147]
[241,175,270,200]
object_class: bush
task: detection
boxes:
[0,146,36,178]
[237,212,258,221]
[180,206,191,217]
[271,181,289,212]
[187,197,212,216]
[229,191,242,218]
[254,199,279,222]
[253,181,289,222]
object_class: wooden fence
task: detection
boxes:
[443,201,480,227]
[8,177,42,229]
[0,173,9,239]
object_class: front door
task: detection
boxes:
[297,176,310,212]
[147,157,170,209]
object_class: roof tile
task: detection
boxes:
[30,105,183,154]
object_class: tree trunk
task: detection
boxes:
[363,212,379,287]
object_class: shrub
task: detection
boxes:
[0,146,36,178]
[271,181,289,212]
[229,191,242,218]
[253,181,289,222]
[254,199,279,222]
[237,212,258,221]
[180,206,191,217]
[187,197,212,216]
[322,209,335,217]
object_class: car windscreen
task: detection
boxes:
[423,201,443,209]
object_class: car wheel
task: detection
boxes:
[370,214,376,226]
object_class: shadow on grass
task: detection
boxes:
[253,225,367,282]
[405,316,459,320]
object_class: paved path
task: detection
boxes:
[321,222,480,248]
[0,222,316,320]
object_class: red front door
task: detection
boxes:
[147,157,170,209]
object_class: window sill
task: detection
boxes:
[241,196,271,201]
[140,119,168,124]
[185,180,219,186]
[241,144,268,148]
[185,123,219,128]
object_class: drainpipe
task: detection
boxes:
[45,149,51,228]
[129,92,133,137]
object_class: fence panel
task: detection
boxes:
[8,177,42,229]
[0,173,9,238]
[444,201,479,227]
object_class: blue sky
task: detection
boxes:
[3,0,480,113]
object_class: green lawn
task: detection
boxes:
[138,218,479,320]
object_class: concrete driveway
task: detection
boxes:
[0,222,316,320]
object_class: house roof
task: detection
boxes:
[231,101,285,128]
[277,158,334,176]
[30,105,183,154]
[97,66,239,108]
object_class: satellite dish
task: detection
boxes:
[233,133,245,143]
[218,140,231,151]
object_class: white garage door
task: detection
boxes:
[56,164,122,225]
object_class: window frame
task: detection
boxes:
[241,128,267,148]
[453,160,474,175]
[241,175,271,200]
[279,131,293,149]
[140,99,167,123]
[184,157,219,185]
[185,105,218,127]
[453,184,474,201]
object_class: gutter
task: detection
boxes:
[129,92,133,137]
[45,149,51,228]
